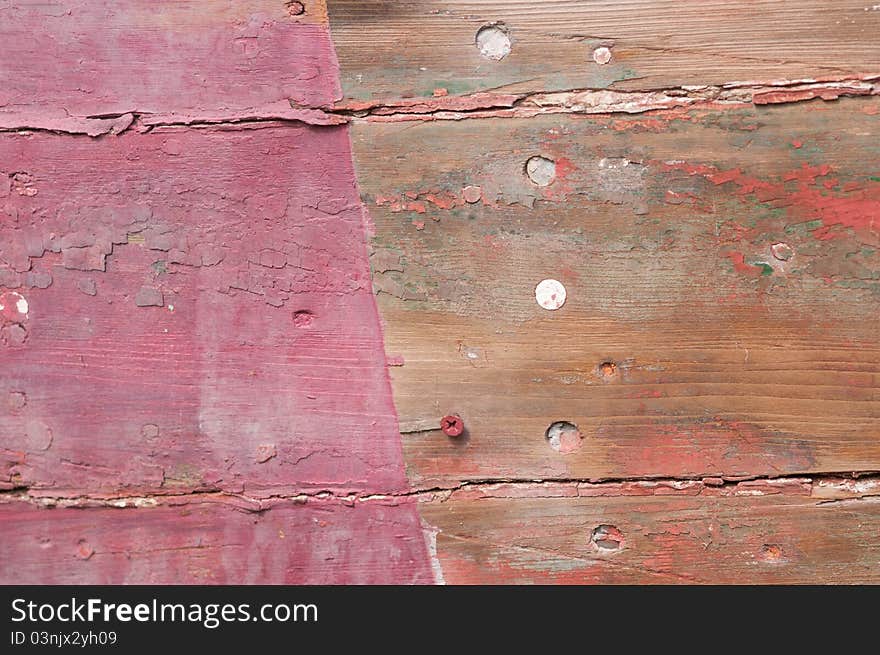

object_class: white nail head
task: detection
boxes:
[592,46,613,65]
[535,279,566,310]
[476,24,511,61]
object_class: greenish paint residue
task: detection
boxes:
[835,279,880,292]
[344,84,374,102]
[421,79,479,97]
[869,176,880,183]
[703,108,761,134]
[761,206,786,220]
[785,219,823,234]
[790,144,824,158]
[549,66,638,92]
[164,463,203,488]
[758,263,774,276]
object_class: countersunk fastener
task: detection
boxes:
[441,414,465,437]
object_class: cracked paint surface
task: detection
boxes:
[0,0,341,132]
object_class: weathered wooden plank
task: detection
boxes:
[328,0,880,105]
[0,1,439,585]
[1,0,876,587]
[0,123,415,498]
[351,97,880,487]
[0,498,432,584]
[0,0,339,131]
[419,479,880,583]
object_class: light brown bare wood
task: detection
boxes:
[350,97,880,488]
[328,0,880,104]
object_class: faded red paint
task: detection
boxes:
[0,500,432,584]
[540,155,578,202]
[724,251,764,277]
[335,92,521,115]
[437,549,610,585]
[663,161,880,244]
[376,188,472,214]
[753,86,873,105]
[600,419,816,479]
[0,1,340,131]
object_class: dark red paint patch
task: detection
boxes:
[663,161,880,244]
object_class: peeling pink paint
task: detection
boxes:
[0,1,341,131]
[1,500,432,584]
[0,1,432,584]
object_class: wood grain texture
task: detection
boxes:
[419,482,880,583]
[0,0,338,132]
[328,0,880,104]
[0,121,440,582]
[0,123,417,498]
[0,498,432,584]
[0,1,436,583]
[351,97,880,488]
[2,0,878,585]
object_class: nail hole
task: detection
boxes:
[770,243,793,261]
[292,310,314,328]
[760,544,785,562]
[546,421,582,453]
[592,46,613,65]
[525,155,556,186]
[76,539,94,560]
[8,391,27,410]
[476,24,511,61]
[598,361,618,380]
[286,1,305,16]
[590,524,624,551]
[462,185,482,204]
[535,278,566,310]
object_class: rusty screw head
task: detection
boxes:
[598,361,619,380]
[441,414,464,437]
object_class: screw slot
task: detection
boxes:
[441,414,465,437]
